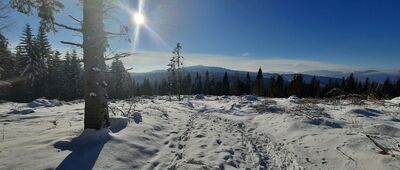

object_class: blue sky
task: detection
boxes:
[4,0,400,72]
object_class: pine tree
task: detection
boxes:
[142,77,153,96]
[222,72,230,95]
[275,75,285,97]
[46,50,62,98]
[16,24,45,99]
[0,33,15,100]
[109,57,128,99]
[309,75,320,98]
[167,43,184,100]
[268,76,277,97]
[245,72,251,95]
[363,77,371,95]
[204,70,210,95]
[232,73,244,95]
[0,32,14,80]
[184,73,192,95]
[253,68,265,96]
[395,79,400,96]
[289,74,305,97]
[194,72,203,94]
[209,74,216,95]
[345,73,357,94]
[159,78,168,95]
[382,77,393,98]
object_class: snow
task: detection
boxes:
[0,96,399,169]
[388,96,400,105]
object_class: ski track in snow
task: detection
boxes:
[0,96,399,170]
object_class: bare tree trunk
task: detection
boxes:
[83,0,109,129]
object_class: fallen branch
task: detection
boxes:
[366,135,390,155]
[336,146,357,164]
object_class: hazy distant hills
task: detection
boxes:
[131,65,399,85]
[302,70,400,83]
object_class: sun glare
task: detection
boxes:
[134,13,145,25]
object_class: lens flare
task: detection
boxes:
[134,13,145,25]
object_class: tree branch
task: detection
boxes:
[105,52,136,60]
[54,22,82,32]
[68,15,82,24]
[60,41,83,48]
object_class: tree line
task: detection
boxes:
[133,68,400,100]
[0,23,133,102]
[1,25,399,101]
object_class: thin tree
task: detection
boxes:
[167,43,184,100]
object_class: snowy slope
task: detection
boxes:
[0,97,399,169]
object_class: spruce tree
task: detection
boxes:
[253,68,265,96]
[204,70,210,95]
[232,73,244,95]
[289,74,305,97]
[275,75,285,97]
[0,32,13,80]
[395,79,400,97]
[46,50,62,98]
[209,75,216,95]
[0,33,14,100]
[222,72,230,95]
[309,75,320,98]
[345,73,357,94]
[16,24,44,99]
[382,77,393,98]
[194,72,203,94]
[245,72,251,95]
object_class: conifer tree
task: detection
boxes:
[159,78,168,95]
[184,73,192,95]
[245,72,251,95]
[209,74,216,95]
[309,75,320,98]
[167,43,184,100]
[345,73,357,94]
[194,72,203,94]
[46,50,62,98]
[204,70,210,95]
[275,75,285,97]
[109,57,131,99]
[222,72,230,95]
[232,73,244,95]
[382,77,393,98]
[0,32,13,80]
[289,74,305,97]
[253,68,265,96]
[142,78,153,96]
[0,33,14,100]
[16,24,45,99]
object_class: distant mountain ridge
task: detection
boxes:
[131,65,399,84]
[302,69,399,83]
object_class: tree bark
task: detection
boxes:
[83,0,109,129]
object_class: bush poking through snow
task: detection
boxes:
[133,112,142,124]
[194,94,205,100]
[243,95,257,101]
[28,99,61,108]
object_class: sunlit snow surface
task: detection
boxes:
[0,96,399,169]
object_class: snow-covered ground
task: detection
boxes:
[0,96,399,170]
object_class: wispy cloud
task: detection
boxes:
[121,51,364,73]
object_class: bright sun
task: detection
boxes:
[134,13,145,25]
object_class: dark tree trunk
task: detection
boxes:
[83,0,109,129]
